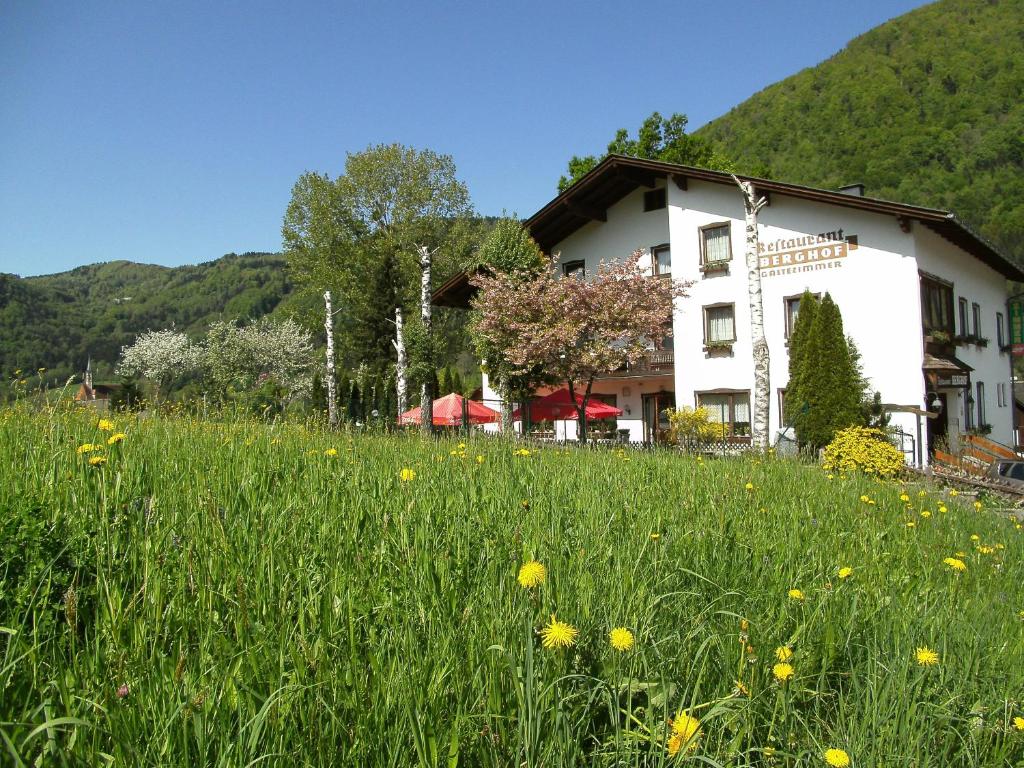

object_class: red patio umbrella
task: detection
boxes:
[512,388,623,421]
[398,392,501,426]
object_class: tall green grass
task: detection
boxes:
[1,406,1022,766]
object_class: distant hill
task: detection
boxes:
[697,0,1024,264]
[0,253,302,389]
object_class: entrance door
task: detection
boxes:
[642,392,675,443]
[928,393,948,455]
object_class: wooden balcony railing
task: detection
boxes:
[600,349,674,379]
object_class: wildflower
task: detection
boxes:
[906,521,916,528]
[116,684,129,699]
[540,615,578,649]
[733,679,749,696]
[650,532,660,541]
[609,627,635,652]
[938,505,947,513]
[76,443,97,454]
[667,711,702,754]
[745,482,754,491]
[476,455,484,464]
[943,557,967,572]
[787,588,805,601]
[970,534,980,541]
[514,448,531,457]
[97,418,115,431]
[772,662,795,683]
[977,545,994,555]
[739,618,749,632]
[859,494,870,503]
[775,645,793,661]
[399,468,417,482]
[824,747,851,767]
[974,501,983,510]
[1013,716,1024,731]
[517,560,546,588]
[324,448,338,457]
[107,433,126,445]
[918,490,926,497]
[88,456,106,466]
[899,493,910,502]
[838,566,853,579]
[915,646,940,666]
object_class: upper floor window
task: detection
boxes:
[704,304,736,344]
[972,302,982,338]
[977,381,986,427]
[643,188,666,212]
[652,244,671,276]
[997,312,1005,348]
[700,223,732,266]
[563,259,585,279]
[784,293,821,338]
[920,276,953,334]
[959,297,969,335]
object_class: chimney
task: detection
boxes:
[837,183,865,197]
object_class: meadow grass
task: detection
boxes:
[1,406,1023,766]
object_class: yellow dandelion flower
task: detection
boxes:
[938,505,947,513]
[950,488,959,496]
[775,645,793,661]
[514,448,531,457]
[899,493,910,502]
[824,747,851,767]
[517,560,546,588]
[745,482,754,491]
[915,646,939,666]
[650,532,661,541]
[977,545,994,555]
[1013,716,1024,731]
[76,443,97,454]
[88,455,106,466]
[609,627,634,652]
[324,448,338,457]
[399,468,417,482]
[739,618,749,631]
[943,557,967,572]
[668,711,702,754]
[540,615,577,650]
[107,433,126,445]
[859,494,870,503]
[733,679,749,696]
[970,534,980,541]
[918,490,927,497]
[772,662,795,682]
[906,521,916,528]
[788,588,805,601]
[476,455,484,464]
[97,418,115,432]
[837,566,853,579]
[974,501,983,510]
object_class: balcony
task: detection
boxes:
[600,349,674,379]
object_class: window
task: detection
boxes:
[784,293,821,338]
[562,259,585,278]
[700,223,732,265]
[656,320,674,352]
[778,389,789,426]
[958,298,969,335]
[997,312,1005,348]
[652,244,671,276]
[997,382,1006,408]
[920,276,953,334]
[972,302,981,338]
[964,389,974,430]
[704,304,736,344]
[643,188,666,212]
[698,391,751,437]
[977,382,986,427]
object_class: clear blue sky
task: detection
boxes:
[1,0,927,277]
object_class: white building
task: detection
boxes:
[434,156,1023,464]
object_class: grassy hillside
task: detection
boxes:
[2,406,1023,765]
[698,0,1024,263]
[0,253,302,387]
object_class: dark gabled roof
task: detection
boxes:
[527,155,1024,281]
[433,154,1024,308]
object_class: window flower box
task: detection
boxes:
[703,340,734,355]
[699,259,730,275]
[975,337,989,348]
[926,330,952,345]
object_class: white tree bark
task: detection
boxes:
[733,176,770,450]
[497,377,514,434]
[392,305,408,421]
[323,290,338,427]
[418,246,434,435]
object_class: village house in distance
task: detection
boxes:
[434,155,1023,465]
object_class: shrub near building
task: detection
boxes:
[822,425,906,477]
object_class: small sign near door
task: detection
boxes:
[936,374,969,388]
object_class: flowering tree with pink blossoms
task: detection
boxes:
[470,250,689,442]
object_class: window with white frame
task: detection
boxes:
[700,223,731,265]
[784,293,821,338]
[704,304,736,344]
[958,297,969,336]
[973,303,982,338]
[977,381,986,426]
[652,244,671,276]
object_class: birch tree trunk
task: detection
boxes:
[497,377,514,435]
[733,176,770,450]
[418,246,434,436]
[323,290,338,428]
[392,306,408,421]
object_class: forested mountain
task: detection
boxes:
[697,0,1024,263]
[0,253,303,388]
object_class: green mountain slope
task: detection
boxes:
[0,253,300,388]
[698,0,1024,262]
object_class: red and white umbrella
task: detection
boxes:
[512,388,623,421]
[398,392,501,426]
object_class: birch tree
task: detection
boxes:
[418,245,434,435]
[324,291,338,426]
[733,175,770,450]
[392,306,408,420]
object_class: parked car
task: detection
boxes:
[986,459,1024,489]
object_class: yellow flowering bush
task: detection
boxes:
[822,426,905,478]
[665,406,727,444]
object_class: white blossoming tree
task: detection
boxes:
[116,329,201,403]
